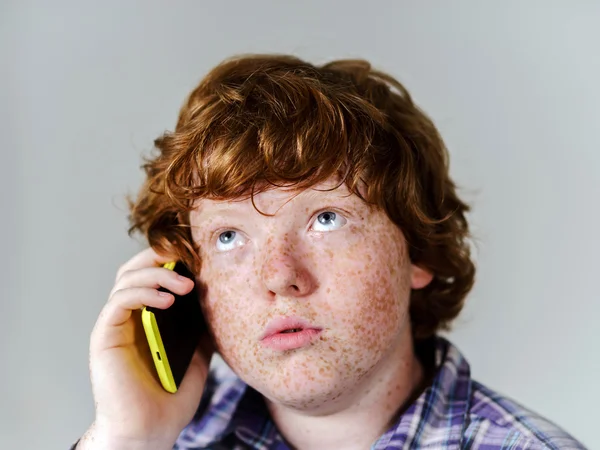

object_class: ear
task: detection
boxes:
[410,264,434,290]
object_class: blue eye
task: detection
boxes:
[216,230,244,251]
[219,231,235,243]
[311,211,347,232]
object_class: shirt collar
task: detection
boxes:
[230,386,283,449]
[372,336,472,449]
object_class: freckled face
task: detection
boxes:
[189,181,426,410]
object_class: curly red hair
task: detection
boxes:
[128,54,475,339]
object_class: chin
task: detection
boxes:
[254,360,366,413]
[262,379,346,412]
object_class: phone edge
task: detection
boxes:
[141,307,178,393]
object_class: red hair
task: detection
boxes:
[128,54,475,338]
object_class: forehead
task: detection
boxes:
[192,179,359,218]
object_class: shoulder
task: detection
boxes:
[463,380,587,449]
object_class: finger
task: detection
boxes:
[177,348,211,402]
[115,247,176,282]
[99,287,174,329]
[110,266,194,298]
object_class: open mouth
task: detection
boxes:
[260,317,322,351]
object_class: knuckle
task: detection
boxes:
[115,264,129,282]
[109,286,124,300]
[108,286,137,307]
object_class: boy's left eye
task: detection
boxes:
[310,211,347,232]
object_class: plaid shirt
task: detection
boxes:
[173,337,586,450]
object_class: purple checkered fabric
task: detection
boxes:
[173,337,586,449]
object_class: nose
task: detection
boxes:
[260,244,315,298]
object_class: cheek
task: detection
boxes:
[198,257,256,368]
[324,226,411,358]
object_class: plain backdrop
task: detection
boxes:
[1,1,598,449]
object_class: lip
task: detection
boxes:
[260,316,322,351]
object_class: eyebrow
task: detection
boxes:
[194,187,353,222]
[193,203,249,222]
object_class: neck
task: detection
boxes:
[266,331,424,450]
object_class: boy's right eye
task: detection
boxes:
[216,230,245,252]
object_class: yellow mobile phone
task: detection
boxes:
[141,262,206,393]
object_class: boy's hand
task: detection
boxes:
[78,248,212,450]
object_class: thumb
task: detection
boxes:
[176,347,210,402]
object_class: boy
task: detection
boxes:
[74,55,585,449]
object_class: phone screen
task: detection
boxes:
[145,262,206,389]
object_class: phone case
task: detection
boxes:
[141,262,204,393]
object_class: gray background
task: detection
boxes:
[2,1,598,448]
